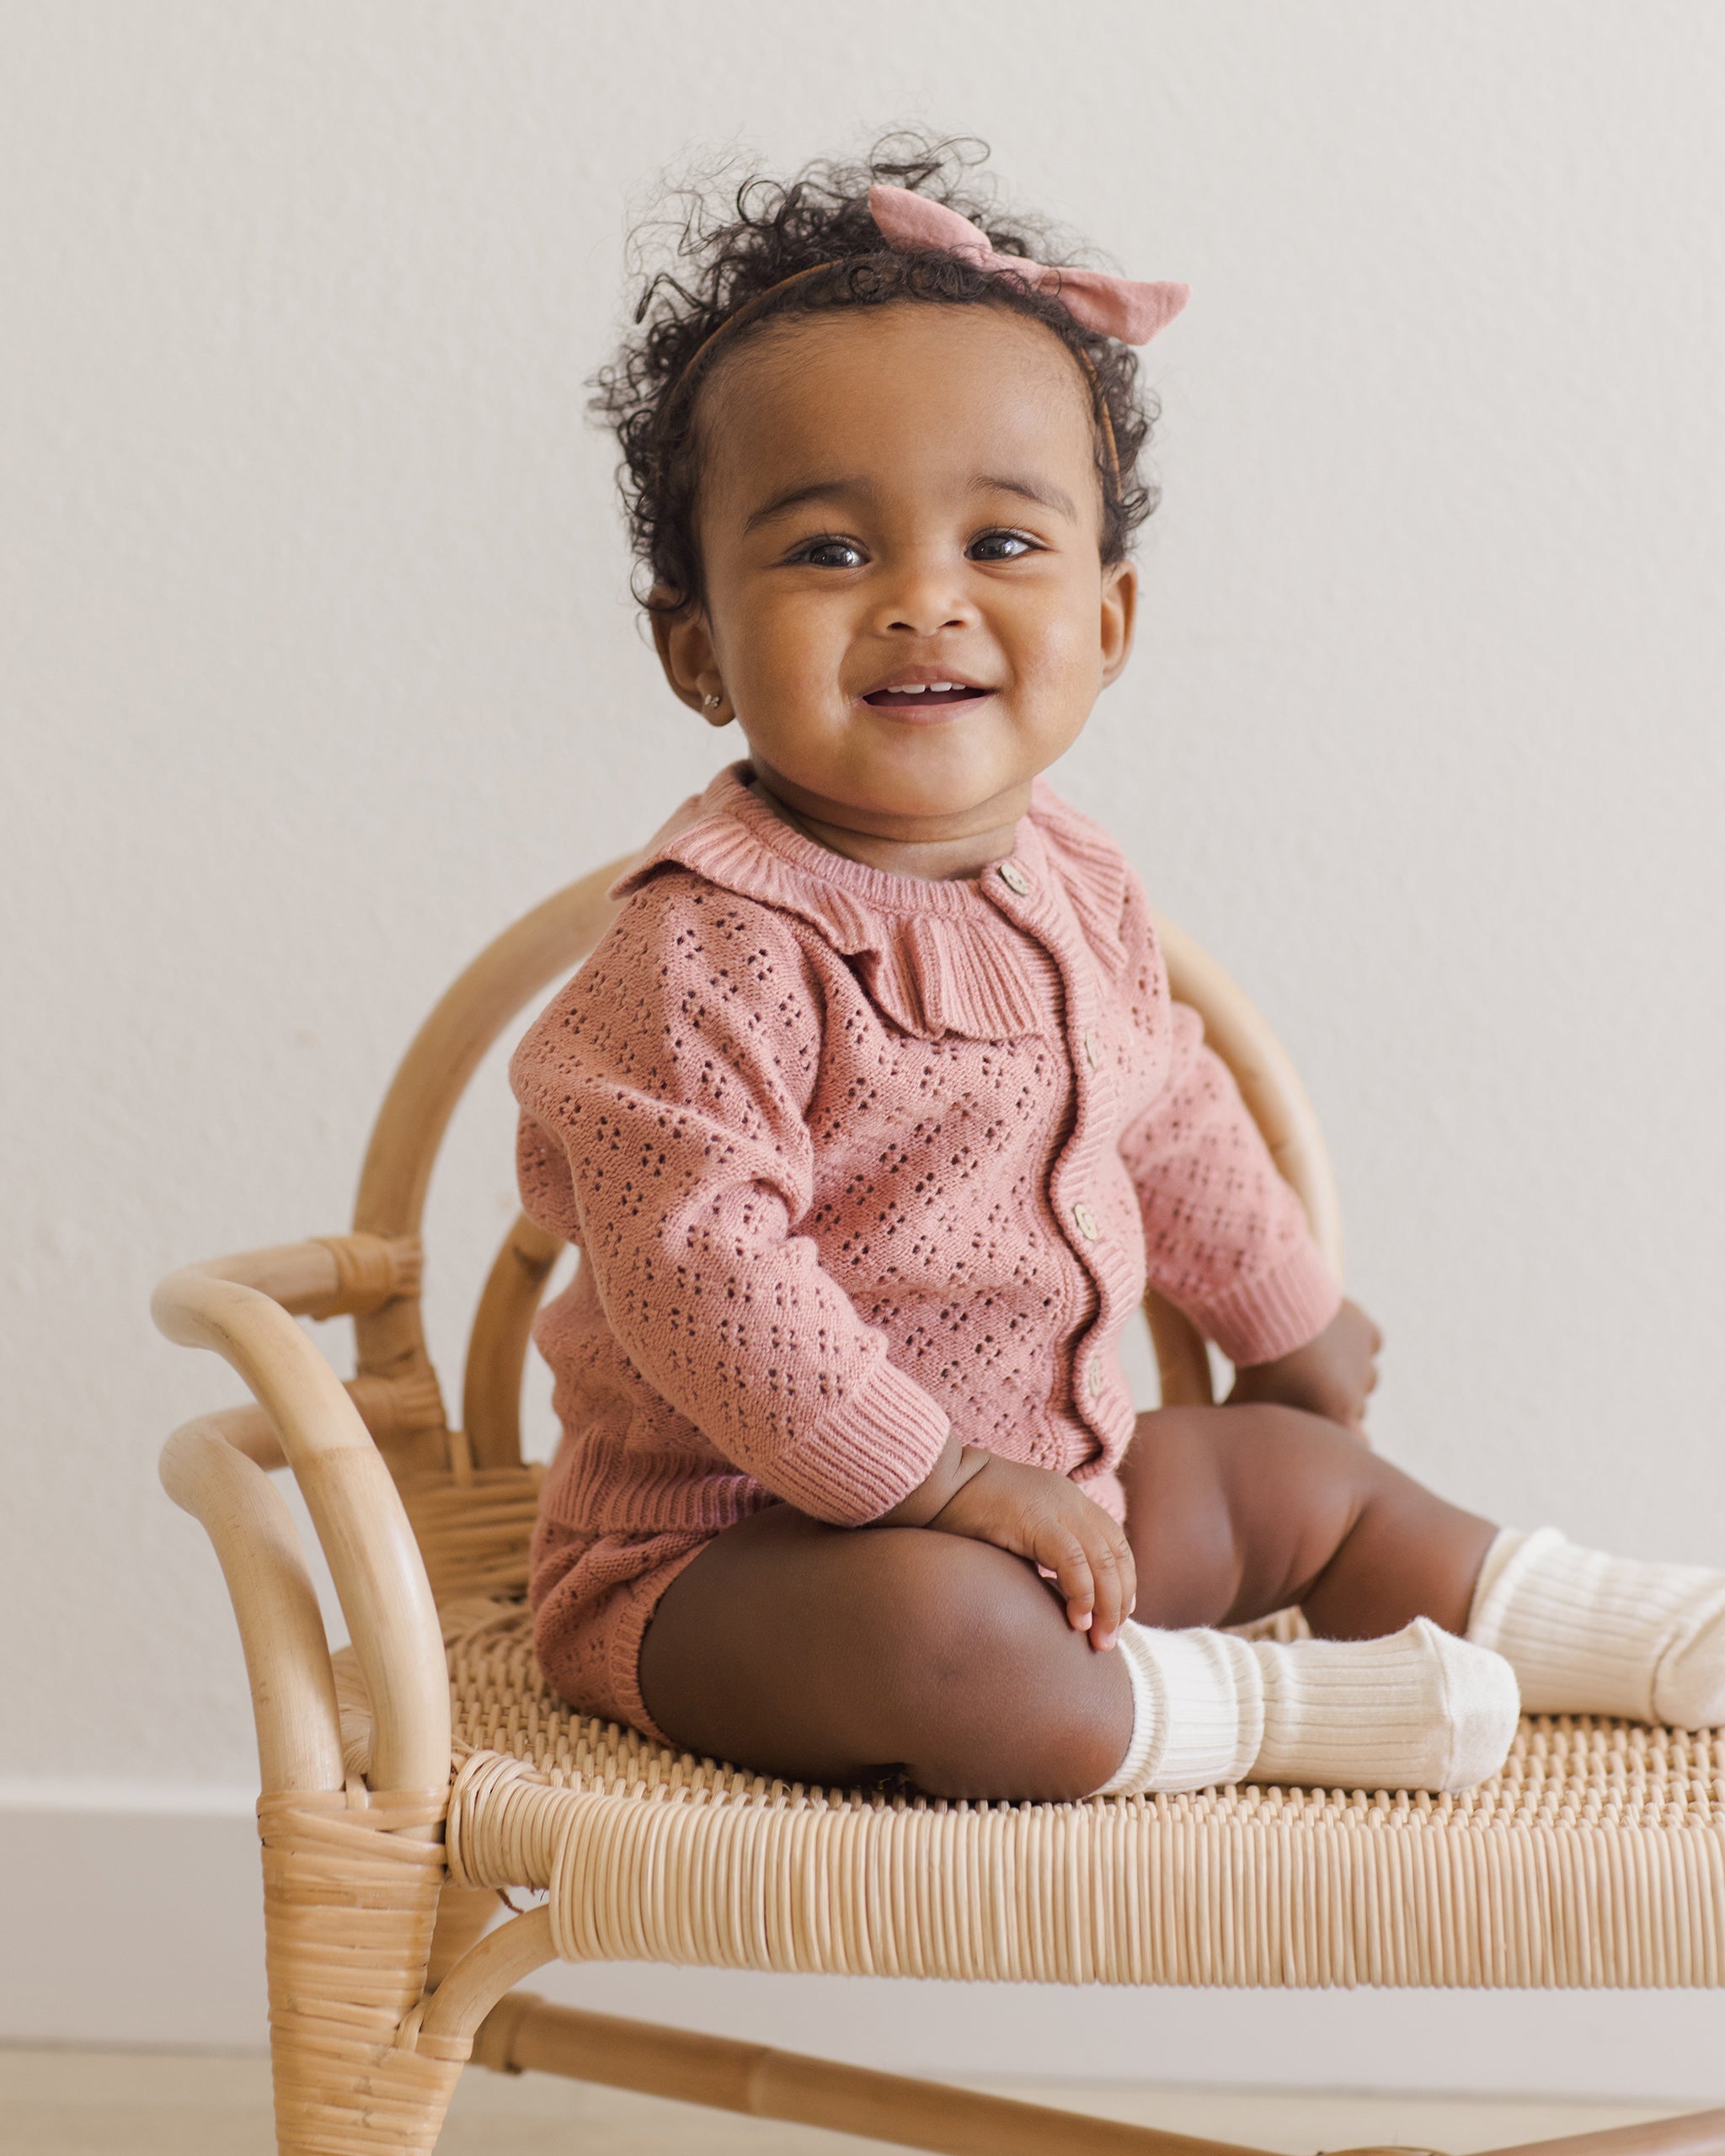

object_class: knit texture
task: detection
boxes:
[1249,1620,1521,1794]
[1097,1620,1519,1799]
[513,763,1340,1716]
[1097,1626,1264,1796]
[1470,1528,1725,1726]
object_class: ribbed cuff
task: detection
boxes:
[771,1356,953,1527]
[1096,1625,1263,1797]
[1151,1630,1264,1791]
[1198,1241,1342,1369]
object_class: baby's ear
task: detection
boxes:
[1098,562,1138,687]
[649,590,730,723]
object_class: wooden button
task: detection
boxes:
[996,862,1030,896]
[1082,1030,1099,1070]
[1071,1202,1097,1241]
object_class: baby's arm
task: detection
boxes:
[1227,1297,1380,1433]
[1122,998,1379,1425]
[512,877,950,1524]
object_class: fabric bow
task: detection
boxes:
[868,184,1189,346]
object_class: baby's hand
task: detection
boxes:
[927,1452,1137,1650]
[1228,1296,1381,1435]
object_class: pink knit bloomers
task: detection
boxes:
[513,762,1339,1741]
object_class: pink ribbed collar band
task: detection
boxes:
[617,763,1044,913]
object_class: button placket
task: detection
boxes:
[987,836,1123,1444]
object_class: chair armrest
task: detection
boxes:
[186,1230,421,1320]
[153,1249,450,1795]
[159,1417,346,1792]
[190,1374,449,1475]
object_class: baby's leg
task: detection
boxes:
[1124,1404,1725,1729]
[639,1460,1516,1803]
[638,1504,1134,1801]
[1119,1401,1498,1639]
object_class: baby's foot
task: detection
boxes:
[1247,1619,1519,1794]
[1468,1529,1725,1726]
[1095,1617,1518,1797]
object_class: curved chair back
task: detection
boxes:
[342,849,1343,1591]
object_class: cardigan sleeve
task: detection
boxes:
[510,872,951,1525]
[1119,999,1341,1368]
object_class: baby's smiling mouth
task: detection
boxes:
[860,670,996,712]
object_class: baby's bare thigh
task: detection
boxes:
[638,1506,1131,1801]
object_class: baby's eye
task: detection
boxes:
[794,536,868,570]
[969,529,1039,562]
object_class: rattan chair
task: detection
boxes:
[152,852,1725,2156]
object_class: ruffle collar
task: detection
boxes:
[611,762,1131,1042]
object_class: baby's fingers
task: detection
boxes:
[1037,1526,1097,1636]
[1039,1519,1135,1650]
[1087,1519,1135,1651]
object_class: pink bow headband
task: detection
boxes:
[866,184,1189,346]
[665,188,1188,487]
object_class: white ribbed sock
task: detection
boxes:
[1095,1626,1263,1796]
[1467,1528,1725,1726]
[1246,1620,1519,1792]
[1094,1617,1519,1798]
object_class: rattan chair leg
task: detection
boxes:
[466,1988,1273,2156]
[258,1785,460,2156]
[425,1881,499,1988]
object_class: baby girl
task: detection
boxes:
[511,141,1725,1801]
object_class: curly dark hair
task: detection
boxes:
[591,133,1163,613]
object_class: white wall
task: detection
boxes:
[4,0,1724,2095]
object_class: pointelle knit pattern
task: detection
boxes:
[510,762,1340,1732]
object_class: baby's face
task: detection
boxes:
[658,304,1135,841]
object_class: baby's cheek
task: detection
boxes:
[723,584,846,707]
[1003,578,1112,686]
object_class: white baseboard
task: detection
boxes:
[4,1800,1718,2104]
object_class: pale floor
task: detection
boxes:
[0,2047,1691,2156]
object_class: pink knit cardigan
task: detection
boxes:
[512,762,1339,1549]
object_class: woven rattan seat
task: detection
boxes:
[154,855,1725,2156]
[435,1600,1725,1993]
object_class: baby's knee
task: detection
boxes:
[1204,1401,1383,1503]
[1214,1398,1357,1452]
[866,1534,1125,1800]
[1127,1401,1388,1627]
